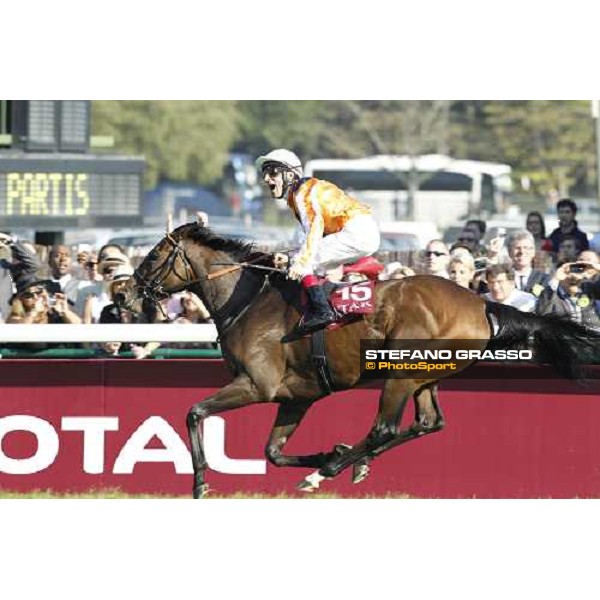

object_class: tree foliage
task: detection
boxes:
[92,100,598,199]
[92,101,239,188]
[235,100,452,159]
[483,100,595,197]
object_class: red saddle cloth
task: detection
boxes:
[342,256,384,280]
[329,281,375,316]
[328,256,382,317]
[296,257,382,333]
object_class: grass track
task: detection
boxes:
[0,488,412,499]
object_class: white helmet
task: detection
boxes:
[255,149,303,178]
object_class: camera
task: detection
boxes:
[569,264,587,274]
[474,256,489,271]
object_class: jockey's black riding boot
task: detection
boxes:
[297,283,336,334]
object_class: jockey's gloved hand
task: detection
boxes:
[273,252,289,269]
[0,232,17,246]
[287,263,305,281]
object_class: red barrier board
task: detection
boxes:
[1,359,600,498]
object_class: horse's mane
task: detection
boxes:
[172,223,255,261]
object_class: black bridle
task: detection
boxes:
[130,231,285,330]
[132,232,201,312]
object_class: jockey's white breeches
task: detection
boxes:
[294,214,381,276]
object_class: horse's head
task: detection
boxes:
[117,229,200,316]
[117,223,259,319]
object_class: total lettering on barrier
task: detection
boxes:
[0,415,267,476]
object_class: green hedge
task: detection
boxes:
[0,348,223,359]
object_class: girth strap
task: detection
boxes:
[310,329,336,395]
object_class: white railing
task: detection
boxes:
[0,324,219,343]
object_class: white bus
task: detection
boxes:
[303,154,512,229]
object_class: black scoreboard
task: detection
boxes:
[0,154,145,228]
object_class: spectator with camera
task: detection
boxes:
[6,276,81,325]
[171,291,212,324]
[0,232,41,322]
[481,227,510,266]
[73,253,104,316]
[73,245,91,279]
[163,291,217,351]
[537,258,600,329]
[578,250,600,299]
[80,249,131,322]
[96,265,161,359]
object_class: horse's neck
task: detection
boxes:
[196,260,268,334]
[271,276,302,311]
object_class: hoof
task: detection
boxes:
[334,443,352,456]
[192,483,210,499]
[297,470,327,493]
[352,460,371,485]
[297,479,318,493]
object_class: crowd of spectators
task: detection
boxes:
[0,234,215,358]
[1,198,600,358]
[377,198,600,331]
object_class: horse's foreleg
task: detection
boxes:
[265,400,344,469]
[187,376,261,499]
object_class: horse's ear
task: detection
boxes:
[196,211,209,227]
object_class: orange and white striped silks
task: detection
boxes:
[288,178,372,269]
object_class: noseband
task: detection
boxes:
[133,232,200,309]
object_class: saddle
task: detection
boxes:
[278,256,384,344]
[306,256,383,329]
[294,256,384,392]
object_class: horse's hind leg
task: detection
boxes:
[366,383,445,459]
[351,384,445,484]
[410,383,445,434]
[298,378,418,491]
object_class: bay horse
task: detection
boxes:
[122,223,600,498]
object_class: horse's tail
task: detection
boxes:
[485,300,600,380]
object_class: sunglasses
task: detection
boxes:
[21,288,45,299]
[85,261,98,268]
[457,237,475,243]
[425,251,447,257]
[262,165,284,177]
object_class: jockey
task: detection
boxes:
[255,148,381,335]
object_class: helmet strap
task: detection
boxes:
[279,170,298,198]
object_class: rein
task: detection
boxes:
[133,232,285,333]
